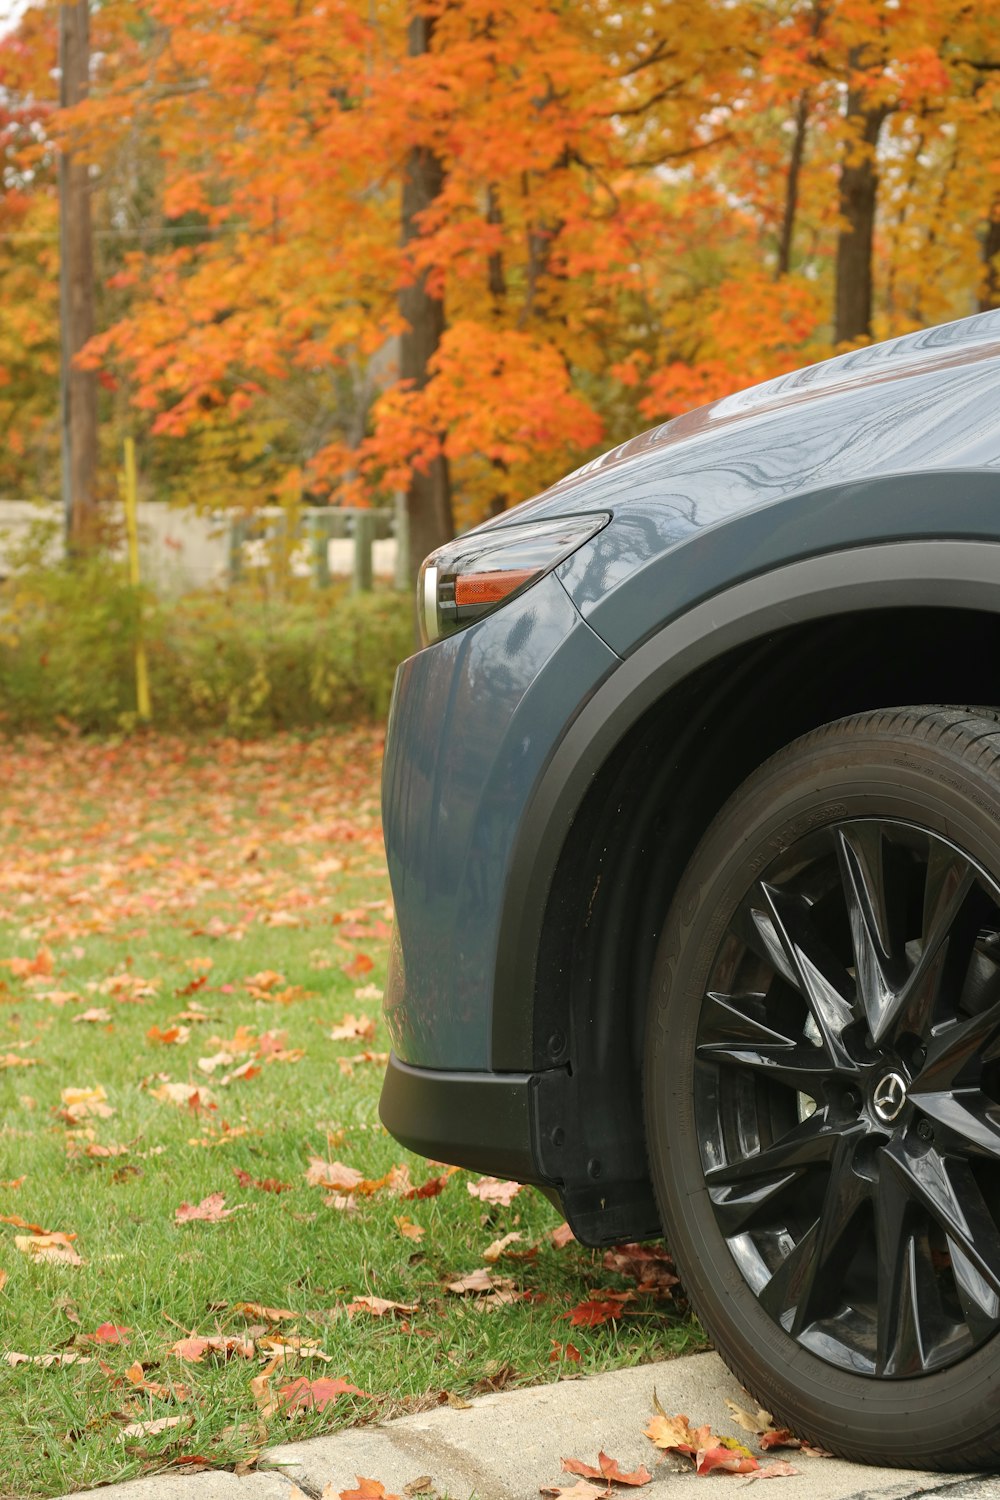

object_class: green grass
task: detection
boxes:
[0,730,703,1498]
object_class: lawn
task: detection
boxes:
[0,730,703,1499]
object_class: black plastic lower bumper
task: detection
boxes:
[379,1053,543,1183]
[379,1053,663,1246]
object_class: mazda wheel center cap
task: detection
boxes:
[873,1071,908,1123]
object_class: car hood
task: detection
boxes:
[486,308,1000,529]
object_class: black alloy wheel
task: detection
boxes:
[645,708,1000,1469]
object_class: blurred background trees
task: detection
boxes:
[0,0,998,556]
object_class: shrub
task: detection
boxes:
[0,558,413,735]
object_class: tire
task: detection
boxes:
[644,706,1000,1469]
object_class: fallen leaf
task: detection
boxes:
[15,1233,83,1266]
[277,1375,370,1412]
[539,1484,606,1499]
[550,1222,575,1248]
[341,953,374,978]
[150,1081,216,1110]
[119,1415,187,1439]
[175,1193,239,1224]
[330,1013,376,1041]
[483,1232,522,1263]
[345,1296,417,1318]
[5,1350,91,1367]
[146,1024,190,1046]
[71,1007,112,1024]
[0,1177,26,1190]
[565,1293,633,1327]
[339,1481,401,1500]
[402,1170,454,1200]
[170,1335,255,1362]
[743,1461,800,1481]
[233,1168,292,1194]
[306,1159,364,1190]
[84,1323,131,1345]
[643,1412,713,1455]
[446,1270,520,1304]
[724,1401,776,1437]
[466,1176,521,1206]
[394,1216,425,1242]
[562,1452,652,1487]
[60,1085,114,1121]
[760,1431,802,1452]
[549,1341,582,1364]
[232,1301,296,1322]
[0,1054,40,1069]
[696,1446,759,1476]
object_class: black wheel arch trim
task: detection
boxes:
[492,538,1000,1071]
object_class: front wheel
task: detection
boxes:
[645,707,1000,1469]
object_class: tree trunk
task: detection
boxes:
[777,89,809,278]
[400,12,453,586]
[980,199,1000,312]
[59,0,99,551]
[834,66,888,344]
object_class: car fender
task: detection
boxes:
[493,534,1000,1069]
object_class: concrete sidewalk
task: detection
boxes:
[61,1352,994,1500]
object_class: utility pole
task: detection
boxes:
[58,0,98,550]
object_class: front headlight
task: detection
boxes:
[418,513,610,647]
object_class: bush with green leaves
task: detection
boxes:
[0,556,413,735]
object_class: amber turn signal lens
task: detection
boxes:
[454,568,539,608]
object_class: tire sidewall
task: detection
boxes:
[646,718,1000,1464]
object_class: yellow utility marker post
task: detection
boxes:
[121,437,152,723]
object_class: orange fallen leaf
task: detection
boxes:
[15,1233,83,1266]
[147,1024,190,1046]
[643,1412,713,1455]
[0,1177,26,1190]
[330,1013,376,1041]
[339,1481,401,1500]
[232,1301,296,1322]
[562,1452,652,1487]
[306,1159,364,1191]
[72,1008,112,1025]
[0,1054,40,1069]
[175,1193,239,1224]
[341,953,375,979]
[550,1223,575,1248]
[394,1215,425,1242]
[549,1341,582,1364]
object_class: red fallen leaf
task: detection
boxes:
[402,1171,454,1200]
[564,1292,633,1327]
[176,975,209,997]
[233,1168,292,1194]
[744,1460,800,1481]
[696,1446,760,1476]
[342,953,375,979]
[147,1024,188,1046]
[174,1193,239,1224]
[562,1451,652,1487]
[339,1481,401,1500]
[84,1323,131,1345]
[277,1375,370,1412]
[549,1340,582,1364]
[760,1430,801,1451]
